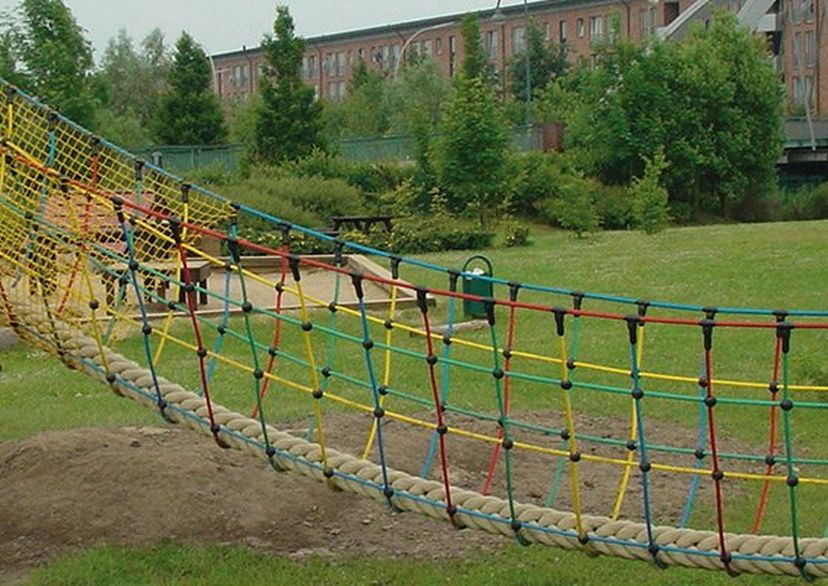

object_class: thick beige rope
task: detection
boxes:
[12,310,828,578]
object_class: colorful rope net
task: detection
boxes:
[1,79,828,578]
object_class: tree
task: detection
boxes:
[339,58,389,137]
[2,0,99,126]
[252,5,324,164]
[544,174,600,237]
[154,32,226,145]
[435,76,510,225]
[544,12,782,220]
[509,19,568,104]
[97,28,171,146]
[630,149,670,234]
[460,14,487,81]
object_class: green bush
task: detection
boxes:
[388,215,494,254]
[538,174,600,237]
[509,151,566,215]
[594,184,634,230]
[630,150,671,234]
[502,219,531,247]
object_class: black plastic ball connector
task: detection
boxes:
[631,388,644,400]
[301,321,313,332]
[639,460,652,473]
[511,520,522,532]
[362,340,374,351]
[253,369,264,380]
[377,384,388,396]
[442,334,452,346]
[88,299,100,311]
[694,448,706,460]
[698,377,708,388]
[328,302,337,313]
[184,283,195,294]
[446,504,457,517]
[795,557,808,570]
[787,475,799,487]
[426,354,438,366]
[265,446,277,458]
[312,388,324,400]
[765,454,776,467]
[704,396,717,408]
[720,552,732,565]
[561,379,573,390]
[268,346,278,358]
[384,319,394,330]
[566,359,577,370]
[196,347,208,358]
[141,324,153,336]
[502,347,513,359]
[383,487,394,499]
[128,260,139,271]
[626,440,638,452]
[560,429,571,441]
[210,423,221,435]
[106,373,117,384]
[648,543,660,556]
[323,467,335,479]
[275,282,284,293]
[217,325,227,335]
[768,381,779,394]
[711,469,725,481]
[579,534,591,545]
[373,407,385,419]
[241,301,253,314]
[569,451,582,462]
[437,424,448,435]
[167,301,177,311]
[321,366,331,378]
[502,438,514,450]
[492,368,505,380]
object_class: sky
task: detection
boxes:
[0,0,529,60]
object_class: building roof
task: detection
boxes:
[211,0,611,60]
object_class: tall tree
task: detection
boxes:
[460,14,487,81]
[2,0,98,126]
[340,58,389,136]
[509,19,568,103]
[436,76,510,225]
[252,5,324,164]
[154,31,226,145]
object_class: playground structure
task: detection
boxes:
[1,79,828,579]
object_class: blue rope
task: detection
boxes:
[679,363,710,528]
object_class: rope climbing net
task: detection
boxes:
[1,78,828,578]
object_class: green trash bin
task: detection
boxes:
[462,255,494,319]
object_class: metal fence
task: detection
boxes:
[133,125,547,174]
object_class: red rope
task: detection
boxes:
[750,335,783,534]
[703,346,731,569]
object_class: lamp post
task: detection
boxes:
[523,0,531,126]
[394,21,456,78]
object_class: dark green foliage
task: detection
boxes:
[388,216,494,253]
[630,150,670,234]
[154,32,226,145]
[509,19,568,104]
[340,59,389,137]
[97,28,170,146]
[460,14,487,81]
[502,219,531,247]
[435,76,510,225]
[538,174,600,237]
[3,0,99,126]
[543,13,782,221]
[252,6,324,164]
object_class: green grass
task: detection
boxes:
[3,219,828,584]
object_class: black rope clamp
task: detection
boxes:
[448,270,460,292]
[700,319,715,351]
[134,159,145,181]
[279,222,291,246]
[416,287,429,314]
[227,238,242,264]
[571,291,585,311]
[552,307,566,337]
[180,183,190,203]
[47,110,58,129]
[111,195,125,223]
[90,136,100,155]
[332,239,344,266]
[484,298,496,326]
[703,306,718,320]
[5,85,15,103]
[776,322,794,354]
[288,254,301,282]
[508,282,521,302]
[168,216,182,245]
[625,315,640,345]
[636,300,650,319]
[350,272,365,299]
[390,255,402,280]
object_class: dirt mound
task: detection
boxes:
[0,411,753,573]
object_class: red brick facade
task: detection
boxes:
[211,0,811,115]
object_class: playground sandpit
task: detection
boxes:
[0,410,755,574]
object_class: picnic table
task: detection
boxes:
[102,259,212,308]
[329,215,394,234]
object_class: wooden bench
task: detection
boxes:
[103,259,212,308]
[329,215,394,234]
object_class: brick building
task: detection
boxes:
[210,0,823,126]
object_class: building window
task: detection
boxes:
[559,19,568,43]
[577,18,585,38]
[513,26,526,53]
[324,53,334,76]
[391,44,401,70]
[792,0,801,24]
[336,52,346,76]
[793,75,815,110]
[805,30,816,67]
[327,81,336,99]
[358,47,365,60]
[436,37,443,54]
[423,39,433,57]
[545,22,552,42]
[639,8,656,38]
[590,16,604,40]
[338,81,346,100]
[803,0,815,22]
[449,35,457,76]
[486,29,499,59]
[382,45,391,69]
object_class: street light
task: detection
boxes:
[523,0,531,126]
[394,21,456,78]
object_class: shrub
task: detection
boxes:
[594,183,634,230]
[388,215,494,254]
[502,219,531,247]
[630,150,671,234]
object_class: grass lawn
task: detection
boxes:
[3,219,828,585]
